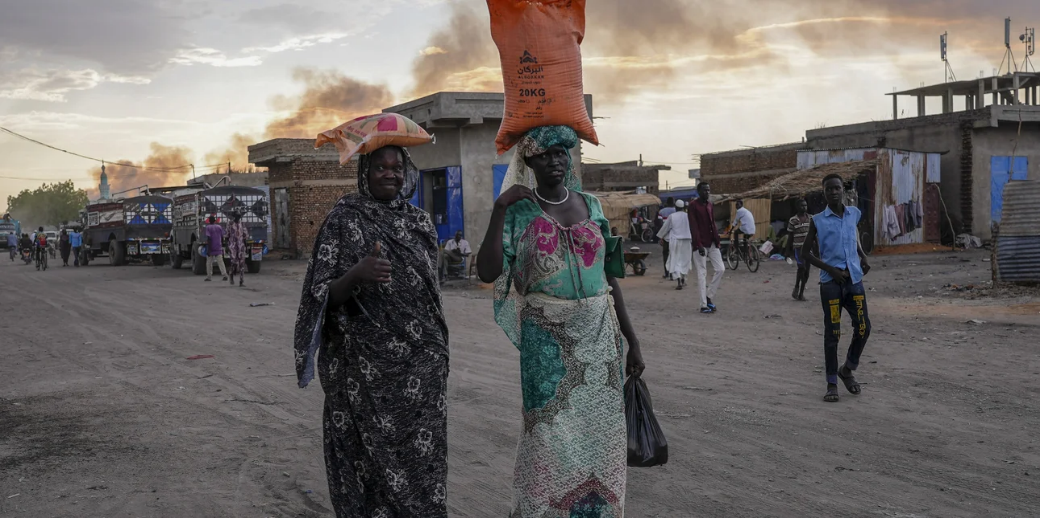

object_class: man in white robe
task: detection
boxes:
[657,199,693,290]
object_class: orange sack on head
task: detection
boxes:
[487,0,598,155]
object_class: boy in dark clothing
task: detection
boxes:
[801,174,872,403]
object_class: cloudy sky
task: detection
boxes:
[2,0,1038,210]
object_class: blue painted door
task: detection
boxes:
[991,156,1028,223]
[409,172,423,208]
[446,166,464,240]
[493,164,509,201]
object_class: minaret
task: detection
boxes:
[99,162,111,200]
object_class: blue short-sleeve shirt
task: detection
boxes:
[812,205,863,284]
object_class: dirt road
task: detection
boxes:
[1,248,1038,517]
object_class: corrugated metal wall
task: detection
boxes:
[797,148,878,170]
[995,180,1040,283]
[874,149,926,246]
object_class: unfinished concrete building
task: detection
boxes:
[700,73,1040,240]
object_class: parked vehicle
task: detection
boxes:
[79,195,174,267]
[0,215,19,250]
[170,185,269,275]
[44,230,58,258]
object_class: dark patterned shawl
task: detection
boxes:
[293,147,447,388]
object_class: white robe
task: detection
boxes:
[657,211,693,278]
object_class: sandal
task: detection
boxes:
[837,364,861,395]
[824,384,839,402]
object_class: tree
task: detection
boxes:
[6,180,89,229]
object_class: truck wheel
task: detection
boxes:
[170,249,183,269]
[151,254,165,267]
[81,249,90,266]
[109,239,125,266]
[246,260,261,274]
[191,243,206,275]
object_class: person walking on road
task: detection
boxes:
[801,174,872,403]
[6,232,17,261]
[477,126,644,518]
[657,197,675,277]
[203,215,228,282]
[689,183,724,314]
[59,229,72,266]
[294,144,449,518]
[69,229,83,266]
[787,198,812,301]
[226,211,248,287]
[657,199,692,289]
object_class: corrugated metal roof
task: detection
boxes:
[995,181,1040,283]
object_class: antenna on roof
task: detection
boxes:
[999,17,1018,75]
[1021,27,1036,72]
[940,32,957,82]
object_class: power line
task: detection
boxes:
[0,175,95,181]
[0,126,228,173]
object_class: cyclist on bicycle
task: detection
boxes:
[34,226,48,269]
[730,199,756,254]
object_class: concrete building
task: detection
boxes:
[247,138,358,256]
[804,103,1040,240]
[383,92,591,246]
[582,161,668,195]
[700,74,1040,240]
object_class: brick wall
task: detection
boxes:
[701,146,800,176]
[706,171,791,195]
[582,167,661,194]
[290,183,358,255]
[274,158,359,257]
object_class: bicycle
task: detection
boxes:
[35,246,48,271]
[725,232,760,272]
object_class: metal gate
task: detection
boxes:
[273,188,290,249]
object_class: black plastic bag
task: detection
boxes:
[624,375,668,467]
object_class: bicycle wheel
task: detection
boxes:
[745,245,760,272]
[725,245,739,270]
[859,230,873,256]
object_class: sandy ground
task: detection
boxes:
[1,246,1038,518]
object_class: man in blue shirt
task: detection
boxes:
[6,232,17,260]
[69,229,83,267]
[801,174,872,403]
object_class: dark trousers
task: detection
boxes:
[661,241,670,270]
[820,280,871,385]
[72,247,81,266]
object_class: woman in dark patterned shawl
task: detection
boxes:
[293,145,449,518]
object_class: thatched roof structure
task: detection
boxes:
[587,191,661,235]
[720,160,876,202]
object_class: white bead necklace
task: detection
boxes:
[534,187,570,206]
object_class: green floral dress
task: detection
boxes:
[494,192,626,518]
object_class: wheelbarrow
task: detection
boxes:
[624,250,651,276]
